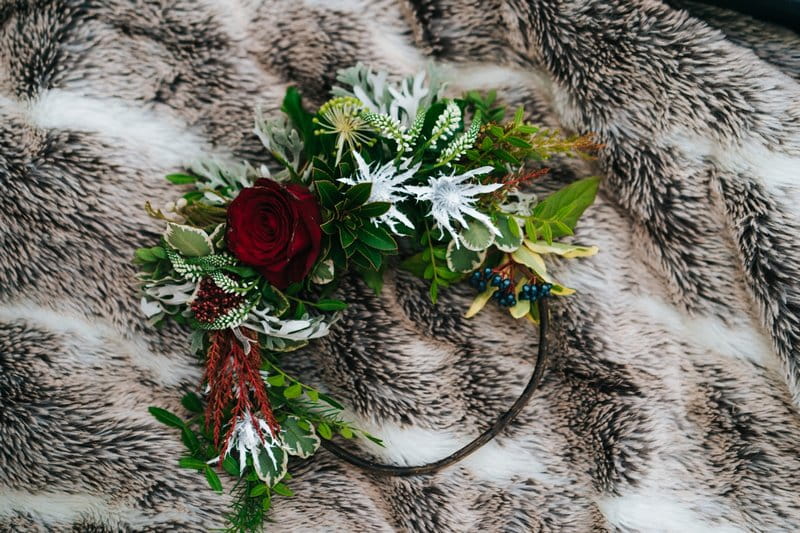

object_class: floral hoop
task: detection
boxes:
[136,64,599,531]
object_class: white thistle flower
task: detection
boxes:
[405,166,502,246]
[339,152,419,234]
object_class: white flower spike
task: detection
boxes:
[340,152,419,234]
[405,166,502,246]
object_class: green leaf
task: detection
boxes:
[222,455,239,476]
[249,484,268,497]
[533,177,600,236]
[359,266,384,295]
[134,247,157,263]
[339,427,353,439]
[164,223,213,257]
[345,182,372,208]
[465,287,497,318]
[355,243,383,270]
[525,218,538,241]
[315,180,340,208]
[284,383,303,399]
[204,465,223,493]
[267,374,285,387]
[480,137,494,150]
[165,173,197,184]
[315,299,348,311]
[494,215,523,252]
[178,457,207,470]
[459,218,495,252]
[539,221,553,244]
[181,428,200,452]
[272,483,294,497]
[148,407,185,429]
[357,202,391,218]
[357,225,397,251]
[318,393,344,410]
[317,422,333,440]
[339,226,357,249]
[254,441,288,486]
[446,240,486,273]
[279,416,321,458]
[181,392,203,413]
[507,136,532,149]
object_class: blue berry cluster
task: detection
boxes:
[518,282,552,302]
[468,267,516,307]
[469,267,553,309]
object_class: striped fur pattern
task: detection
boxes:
[1,0,800,530]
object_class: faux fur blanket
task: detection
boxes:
[2,1,800,531]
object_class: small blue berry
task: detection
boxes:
[478,280,487,292]
[501,279,511,289]
[483,267,493,278]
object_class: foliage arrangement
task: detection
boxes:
[136,64,600,531]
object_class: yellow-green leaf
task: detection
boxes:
[511,246,552,282]
[509,278,530,319]
[524,240,598,258]
[465,287,498,318]
[551,284,575,296]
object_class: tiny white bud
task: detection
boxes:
[164,201,175,212]
[176,198,188,209]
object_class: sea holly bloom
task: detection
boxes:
[405,166,502,246]
[339,152,419,234]
[313,96,375,164]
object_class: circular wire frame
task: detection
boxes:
[320,296,549,476]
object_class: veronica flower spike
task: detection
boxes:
[405,166,502,246]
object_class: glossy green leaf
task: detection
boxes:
[204,465,223,493]
[357,225,397,251]
[148,407,185,429]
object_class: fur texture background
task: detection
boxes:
[1,0,800,531]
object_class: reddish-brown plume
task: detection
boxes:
[203,328,279,453]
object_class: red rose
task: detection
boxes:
[226,178,322,289]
